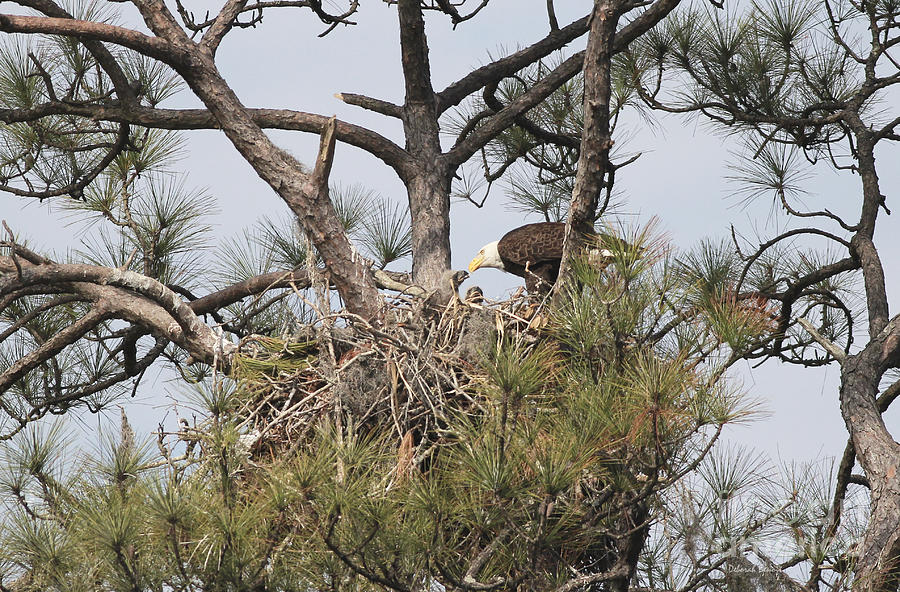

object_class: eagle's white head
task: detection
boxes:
[469,241,503,272]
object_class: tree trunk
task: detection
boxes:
[841,129,900,591]
[406,169,452,290]
[398,0,452,290]
[841,348,900,592]
[607,502,650,592]
[556,0,622,297]
[181,57,383,319]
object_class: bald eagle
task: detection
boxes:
[468,222,618,294]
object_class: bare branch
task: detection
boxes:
[0,103,412,180]
[311,116,337,188]
[546,0,559,31]
[335,93,403,118]
[481,82,581,149]
[201,0,250,53]
[0,261,235,366]
[797,317,846,361]
[1,222,21,279]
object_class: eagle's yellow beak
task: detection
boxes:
[468,254,485,272]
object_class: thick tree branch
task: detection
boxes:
[481,82,581,149]
[445,50,585,168]
[436,13,591,113]
[299,118,382,319]
[797,318,846,361]
[0,260,235,367]
[104,14,385,318]
[189,269,417,315]
[840,341,900,592]
[0,103,412,179]
[555,0,622,296]
[190,271,312,314]
[444,0,683,168]
[853,233,889,337]
[335,93,403,118]
[201,0,250,54]
[0,14,177,62]
[546,0,560,31]
[0,258,429,398]
[399,0,436,108]
[3,3,394,313]
[129,0,188,46]
[311,116,338,187]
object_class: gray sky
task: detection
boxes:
[2,0,899,466]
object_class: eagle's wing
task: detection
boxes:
[499,222,565,267]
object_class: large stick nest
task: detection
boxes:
[227,290,538,460]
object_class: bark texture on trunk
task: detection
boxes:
[841,345,900,592]
[556,0,621,297]
[405,170,452,291]
[607,502,650,592]
[839,125,900,591]
[398,0,452,290]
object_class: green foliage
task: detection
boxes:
[448,51,638,222]
[626,0,874,154]
[727,139,812,209]
[360,199,412,270]
[331,183,376,237]
[331,184,412,270]
[207,182,413,336]
[0,228,791,592]
[0,0,182,199]
[0,293,129,425]
[74,173,217,286]
[0,0,870,588]
[505,163,572,222]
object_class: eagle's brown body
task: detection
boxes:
[497,222,566,294]
[469,222,622,294]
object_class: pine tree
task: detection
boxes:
[0,0,869,590]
